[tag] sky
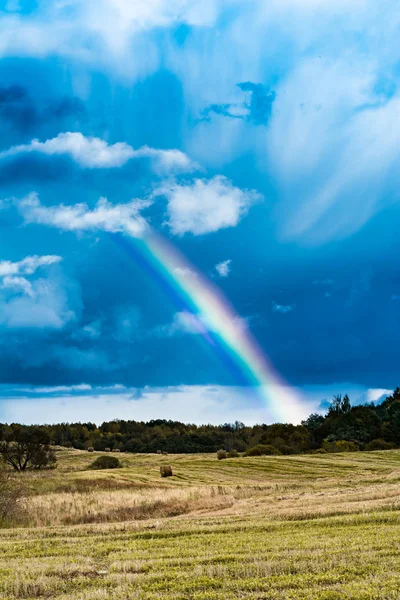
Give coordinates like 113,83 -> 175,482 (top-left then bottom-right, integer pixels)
0,0 -> 399,425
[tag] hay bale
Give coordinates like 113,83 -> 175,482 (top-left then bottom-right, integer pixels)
217,449 -> 227,460
160,465 -> 173,478
112,448 -> 121,452
104,447 -> 111,453
87,447 -> 94,453
162,451 -> 168,455
157,450 -> 162,454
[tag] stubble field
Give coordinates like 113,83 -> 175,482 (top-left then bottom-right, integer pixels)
1,449 -> 400,599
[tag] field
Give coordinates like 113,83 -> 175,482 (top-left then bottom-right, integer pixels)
1,449 -> 400,599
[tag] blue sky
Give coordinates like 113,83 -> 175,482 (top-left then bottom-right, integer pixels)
0,0 -> 399,424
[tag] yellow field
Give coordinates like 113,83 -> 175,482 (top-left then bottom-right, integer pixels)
1,449 -> 400,599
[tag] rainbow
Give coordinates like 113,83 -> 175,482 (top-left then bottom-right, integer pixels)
115,229 -> 305,423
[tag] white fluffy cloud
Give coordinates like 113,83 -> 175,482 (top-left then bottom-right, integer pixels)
17,179 -> 260,240
18,193 -> 151,238
156,175 -> 261,235
0,254 -> 62,277
215,259 -> 231,277
0,132 -> 195,173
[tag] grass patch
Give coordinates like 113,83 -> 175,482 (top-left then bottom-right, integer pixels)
1,449 -> 400,598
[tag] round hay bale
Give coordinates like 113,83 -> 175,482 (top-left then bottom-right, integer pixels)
160,465 -> 173,478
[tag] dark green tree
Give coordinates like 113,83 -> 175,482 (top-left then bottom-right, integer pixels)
0,426 -> 56,471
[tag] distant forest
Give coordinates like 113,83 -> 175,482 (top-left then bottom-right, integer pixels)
2,388 -> 400,455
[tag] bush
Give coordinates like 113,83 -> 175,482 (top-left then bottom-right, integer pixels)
279,444 -> 296,455
322,440 -> 359,453
160,465 -> 173,477
217,449 -> 227,460
245,444 -> 281,457
314,448 -> 327,454
228,449 -> 239,458
365,439 -> 395,451
0,469 -> 26,527
89,455 -> 121,470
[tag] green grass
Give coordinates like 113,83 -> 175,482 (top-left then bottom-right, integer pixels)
1,449 -> 400,599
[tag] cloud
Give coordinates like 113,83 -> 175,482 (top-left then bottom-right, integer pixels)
0,254 -> 76,330
18,192 -> 151,238
0,254 -> 62,277
0,0 -> 218,77
154,310 -> 248,339
0,132 -> 196,173
2,276 -> 33,297
113,307 -> 141,342
268,59 -> 400,243
172,267 -> 198,279
272,302 -> 295,314
237,82 -> 276,125
169,311 -> 210,336
0,383 -> 295,425
215,259 -> 232,277
134,145 -> 197,175
156,175 -> 262,235
200,82 -> 276,126
366,388 -> 392,403
0,277 -> 76,329
0,86 -> 86,132
72,320 -> 102,340
26,384 -> 93,394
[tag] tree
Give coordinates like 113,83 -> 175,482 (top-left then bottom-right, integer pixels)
0,426 -> 56,472
302,413 -> 325,431
328,394 -> 351,417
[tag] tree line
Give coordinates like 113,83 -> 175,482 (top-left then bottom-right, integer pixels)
1,388 -> 400,469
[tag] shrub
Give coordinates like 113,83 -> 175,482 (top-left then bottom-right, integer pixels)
89,455 -> 121,470
217,449 -> 227,460
0,469 -> 26,527
314,448 -> 327,454
245,444 -> 281,457
228,449 -> 239,458
160,465 -> 173,477
365,439 -> 395,451
279,444 -> 296,455
322,440 -> 359,453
